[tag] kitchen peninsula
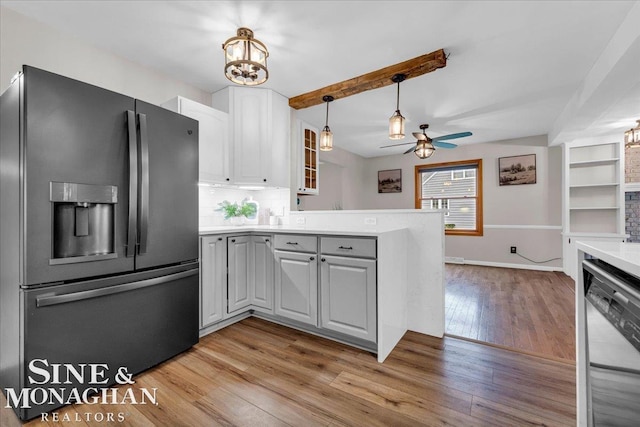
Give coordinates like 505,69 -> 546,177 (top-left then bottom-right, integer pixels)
199,209 -> 445,362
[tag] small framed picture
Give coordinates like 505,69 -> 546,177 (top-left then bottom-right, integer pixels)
499,154 -> 536,186
378,169 -> 402,193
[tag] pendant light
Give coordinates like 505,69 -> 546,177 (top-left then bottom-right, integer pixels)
624,119 -> 640,148
222,27 -> 269,86
319,95 -> 334,151
389,73 -> 407,140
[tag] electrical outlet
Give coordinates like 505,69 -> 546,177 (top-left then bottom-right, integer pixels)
510,246 -> 517,254
364,217 -> 377,226
296,217 -> 306,225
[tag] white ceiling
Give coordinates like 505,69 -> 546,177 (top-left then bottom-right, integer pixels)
2,1 -> 639,158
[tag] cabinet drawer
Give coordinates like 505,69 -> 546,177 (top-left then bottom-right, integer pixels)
320,237 -> 376,259
274,234 -> 317,253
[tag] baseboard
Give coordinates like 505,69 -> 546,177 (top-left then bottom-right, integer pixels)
445,258 -> 563,272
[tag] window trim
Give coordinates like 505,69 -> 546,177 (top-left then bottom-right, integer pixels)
414,159 -> 483,236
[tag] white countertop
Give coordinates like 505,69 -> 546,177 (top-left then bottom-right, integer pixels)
576,240 -> 640,277
199,224 -> 408,237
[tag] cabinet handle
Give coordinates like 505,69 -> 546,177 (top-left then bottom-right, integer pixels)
263,178 -> 267,182
286,242 -> 298,245
310,256 -> 315,261
218,237 -> 222,241
338,246 -> 353,250
321,258 -> 326,262
265,239 -> 270,242
231,239 -> 236,242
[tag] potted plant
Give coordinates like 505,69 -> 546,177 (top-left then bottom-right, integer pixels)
216,199 -> 258,225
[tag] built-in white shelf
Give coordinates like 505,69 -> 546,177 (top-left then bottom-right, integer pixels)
569,206 -> 619,210
569,158 -> 619,167
569,183 -> 619,188
563,141 -> 625,277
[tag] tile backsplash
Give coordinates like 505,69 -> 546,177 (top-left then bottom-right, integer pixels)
199,186 -> 290,227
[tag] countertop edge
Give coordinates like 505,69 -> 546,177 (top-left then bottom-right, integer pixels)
576,240 -> 640,278
199,225 -> 407,237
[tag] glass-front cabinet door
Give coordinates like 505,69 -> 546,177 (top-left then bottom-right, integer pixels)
298,121 -> 319,195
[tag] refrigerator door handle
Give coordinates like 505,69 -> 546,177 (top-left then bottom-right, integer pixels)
36,268 -> 198,307
137,113 -> 150,255
126,110 -> 138,257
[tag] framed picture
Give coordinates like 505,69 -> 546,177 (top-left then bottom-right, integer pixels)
499,154 -> 536,186
378,169 -> 402,193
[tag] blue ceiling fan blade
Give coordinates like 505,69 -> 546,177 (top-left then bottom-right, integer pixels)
432,131 -> 472,141
433,141 -> 458,149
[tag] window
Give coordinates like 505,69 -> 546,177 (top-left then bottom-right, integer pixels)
415,159 -> 483,236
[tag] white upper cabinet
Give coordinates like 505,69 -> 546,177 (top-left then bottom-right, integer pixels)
212,87 -> 290,188
161,96 -> 230,183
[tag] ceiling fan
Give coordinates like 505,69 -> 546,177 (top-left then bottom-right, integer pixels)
380,124 -> 472,158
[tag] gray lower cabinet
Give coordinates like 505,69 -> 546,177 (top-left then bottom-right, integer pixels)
320,255 -> 377,342
202,233 -> 376,349
200,235 -> 226,327
274,249 -> 318,326
228,235 -> 274,314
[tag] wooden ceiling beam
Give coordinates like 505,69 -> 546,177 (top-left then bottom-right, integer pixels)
288,48 -> 447,110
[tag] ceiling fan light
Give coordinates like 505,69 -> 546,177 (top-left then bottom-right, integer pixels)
320,126 -> 333,151
414,141 -> 435,159
389,111 -> 405,140
222,27 -> 269,86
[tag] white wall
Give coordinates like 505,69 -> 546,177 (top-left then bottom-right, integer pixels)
366,135 -> 563,269
0,6 -> 209,105
299,161 -> 344,211
364,135 -> 562,269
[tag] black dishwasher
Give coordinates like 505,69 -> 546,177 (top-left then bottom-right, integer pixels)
583,259 -> 640,426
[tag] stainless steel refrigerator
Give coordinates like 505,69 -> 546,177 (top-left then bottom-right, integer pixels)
0,66 -> 199,420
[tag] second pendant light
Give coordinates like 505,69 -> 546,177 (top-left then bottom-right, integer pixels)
320,95 -> 334,151
389,73 -> 407,140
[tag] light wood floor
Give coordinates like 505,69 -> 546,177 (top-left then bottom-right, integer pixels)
445,264 -> 576,361
2,316 -> 576,426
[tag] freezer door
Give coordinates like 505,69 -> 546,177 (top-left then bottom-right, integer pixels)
23,66 -> 136,285
133,100 -> 198,270
19,263 -> 198,420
